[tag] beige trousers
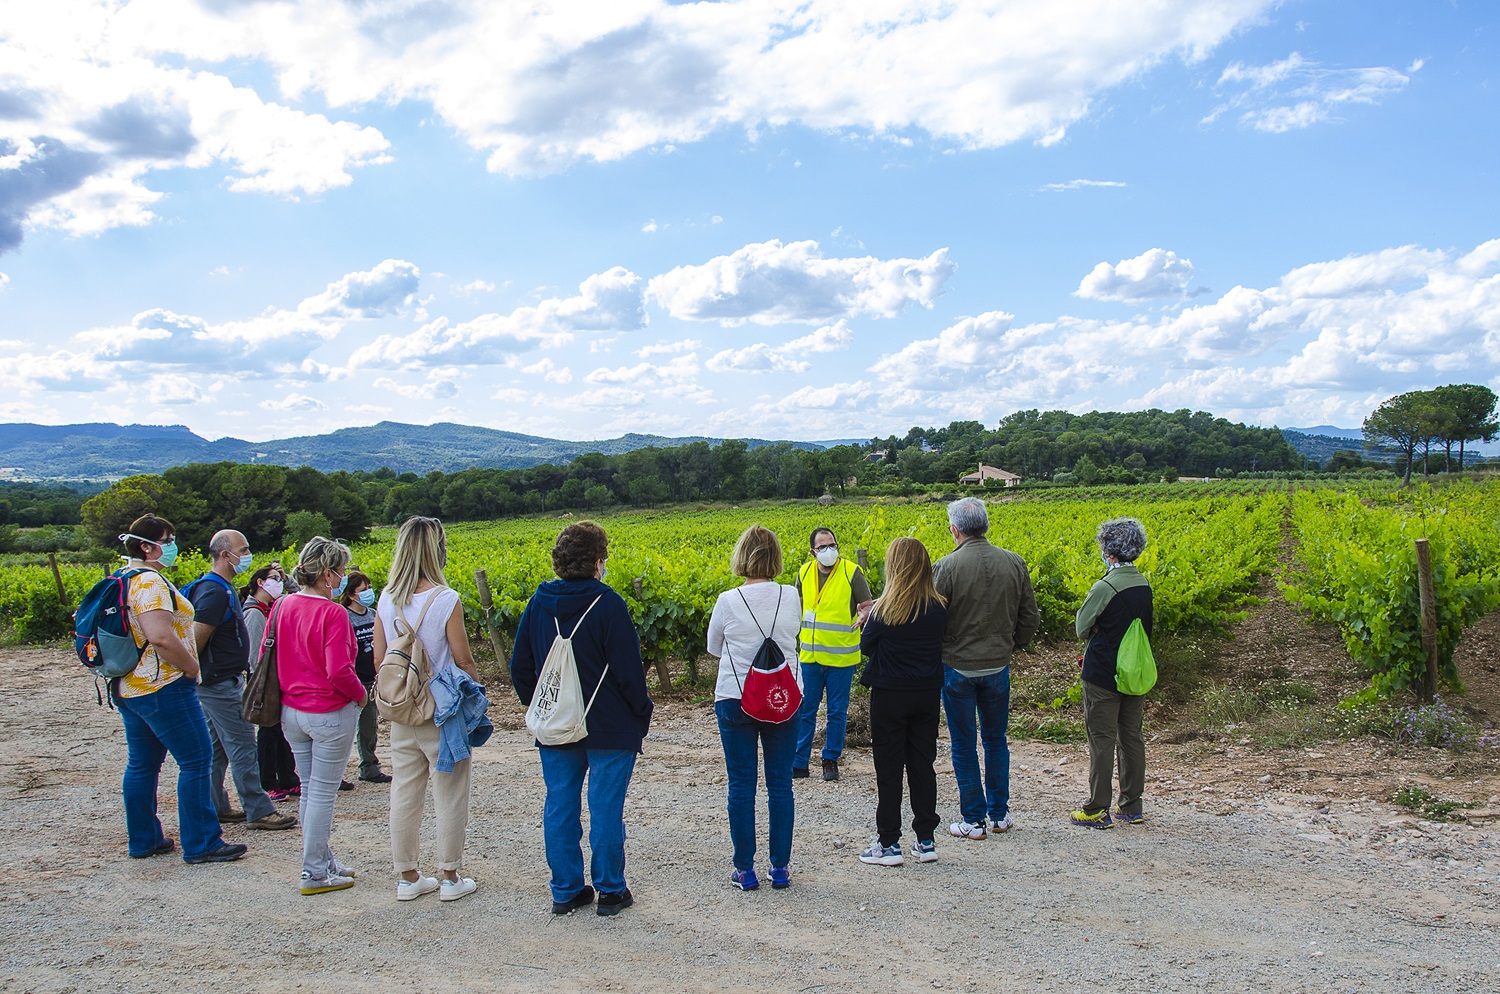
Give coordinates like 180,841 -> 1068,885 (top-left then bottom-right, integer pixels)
390,720 -> 471,873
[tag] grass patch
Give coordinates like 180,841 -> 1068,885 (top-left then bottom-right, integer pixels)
1392,784 -> 1475,821
1197,679 -> 1328,748
1009,714 -> 1086,743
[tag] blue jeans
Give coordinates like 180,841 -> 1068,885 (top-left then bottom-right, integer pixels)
539,747 -> 637,902
282,703 -> 358,880
114,677 -> 225,860
716,699 -> 797,872
198,675 -> 275,822
794,662 -> 856,768
941,666 -> 1011,824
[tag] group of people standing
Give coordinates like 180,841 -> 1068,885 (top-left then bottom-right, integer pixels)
103,496 -> 1153,914
106,513 -> 484,901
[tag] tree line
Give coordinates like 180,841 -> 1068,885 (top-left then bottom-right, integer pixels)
12,401 -> 1489,554
1363,384 -> 1499,485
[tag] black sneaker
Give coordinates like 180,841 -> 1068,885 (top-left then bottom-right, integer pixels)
339,780 -> 355,792
130,837 -> 176,859
359,772 -> 393,784
184,842 -> 248,864
822,759 -> 840,782
791,767 -> 809,779
552,885 -> 596,915
596,888 -> 634,916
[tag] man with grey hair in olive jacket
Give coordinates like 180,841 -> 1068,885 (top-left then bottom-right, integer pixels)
933,496 -> 1040,840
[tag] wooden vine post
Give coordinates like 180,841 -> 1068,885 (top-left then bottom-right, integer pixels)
48,552 -> 68,607
1413,538 -> 1439,703
472,568 -> 511,686
634,575 -> 672,691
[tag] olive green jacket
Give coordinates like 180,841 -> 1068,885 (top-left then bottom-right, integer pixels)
933,536 -> 1041,675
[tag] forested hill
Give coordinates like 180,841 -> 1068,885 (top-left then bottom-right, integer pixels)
0,421 -> 820,479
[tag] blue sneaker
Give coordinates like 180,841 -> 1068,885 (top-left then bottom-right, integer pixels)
1114,808 -> 1146,825
859,840 -> 904,866
730,868 -> 760,890
768,866 -> 791,889
910,839 -> 938,863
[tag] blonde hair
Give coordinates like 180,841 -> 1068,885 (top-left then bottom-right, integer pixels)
387,516 -> 448,606
871,537 -> 945,626
292,536 -> 351,589
730,525 -> 782,580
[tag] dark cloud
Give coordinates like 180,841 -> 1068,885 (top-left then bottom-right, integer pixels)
0,137 -> 105,254
82,98 -> 197,160
0,86 -> 42,121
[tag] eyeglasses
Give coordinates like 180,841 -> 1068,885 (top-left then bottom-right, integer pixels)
813,543 -> 838,552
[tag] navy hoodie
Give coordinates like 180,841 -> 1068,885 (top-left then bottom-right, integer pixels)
509,578 -> 653,752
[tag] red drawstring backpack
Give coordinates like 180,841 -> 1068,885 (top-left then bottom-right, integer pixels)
730,588 -> 803,724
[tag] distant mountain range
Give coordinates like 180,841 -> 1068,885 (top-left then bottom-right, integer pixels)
0,421 -> 843,479
1282,425 -> 1498,464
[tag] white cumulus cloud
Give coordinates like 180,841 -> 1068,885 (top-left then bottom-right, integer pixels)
707,319 -> 854,373
648,241 -> 953,325
352,267 -> 645,367
1076,249 -> 1195,302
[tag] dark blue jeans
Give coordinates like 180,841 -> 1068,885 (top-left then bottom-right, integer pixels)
539,746 -> 637,902
794,662 -> 856,768
716,698 -> 797,872
941,666 -> 1011,824
114,677 -> 226,860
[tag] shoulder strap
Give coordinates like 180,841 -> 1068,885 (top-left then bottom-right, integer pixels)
395,588 -> 441,634
565,595 -> 604,638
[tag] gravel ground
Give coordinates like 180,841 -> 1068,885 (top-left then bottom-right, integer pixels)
2,643 -> 1497,994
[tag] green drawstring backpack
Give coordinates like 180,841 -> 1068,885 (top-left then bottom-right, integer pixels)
1115,618 -> 1157,696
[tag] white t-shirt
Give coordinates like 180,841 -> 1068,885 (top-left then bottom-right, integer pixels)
377,586 -> 461,678
706,582 -> 802,702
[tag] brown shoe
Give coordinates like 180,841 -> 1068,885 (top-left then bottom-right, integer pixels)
822,759 -> 839,782
219,809 -> 246,824
247,812 -> 298,831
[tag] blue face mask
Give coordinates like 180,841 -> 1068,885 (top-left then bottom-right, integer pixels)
358,588 -> 376,607
1102,554 -> 1113,570
233,552 -> 253,575
156,541 -> 179,569
332,573 -> 349,598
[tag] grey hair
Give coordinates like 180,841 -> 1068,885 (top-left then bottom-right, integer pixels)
947,496 -> 989,537
1097,518 -> 1147,562
292,536 -> 352,588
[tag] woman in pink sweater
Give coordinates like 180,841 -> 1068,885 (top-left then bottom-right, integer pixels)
273,536 -> 366,895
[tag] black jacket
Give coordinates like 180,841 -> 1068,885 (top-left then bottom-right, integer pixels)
859,601 -> 947,691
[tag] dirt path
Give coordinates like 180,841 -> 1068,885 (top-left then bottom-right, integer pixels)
2,643 -> 1498,994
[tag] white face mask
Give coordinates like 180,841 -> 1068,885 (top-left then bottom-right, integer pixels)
262,577 -> 284,598
815,547 -> 839,568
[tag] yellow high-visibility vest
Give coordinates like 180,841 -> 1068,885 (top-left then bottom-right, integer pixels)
797,559 -> 861,667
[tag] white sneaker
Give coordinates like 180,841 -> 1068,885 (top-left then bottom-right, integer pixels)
440,876 -> 477,902
987,814 -> 1015,834
396,875 -> 440,901
859,840 -> 904,866
949,820 -> 987,840
910,839 -> 938,863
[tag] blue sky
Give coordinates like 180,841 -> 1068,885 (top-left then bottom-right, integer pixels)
1,0 -> 1496,444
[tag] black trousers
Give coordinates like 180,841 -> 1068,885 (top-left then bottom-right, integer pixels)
870,686 -> 941,846
256,722 -> 301,791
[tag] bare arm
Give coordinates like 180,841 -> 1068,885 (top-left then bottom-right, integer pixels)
139,609 -> 199,680
372,617 -> 387,666
192,622 -> 215,653
446,600 -> 479,680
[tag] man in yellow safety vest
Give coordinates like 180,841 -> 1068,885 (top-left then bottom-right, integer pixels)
793,527 -> 873,781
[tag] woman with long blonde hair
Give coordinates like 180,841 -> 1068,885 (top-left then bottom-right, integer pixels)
857,537 -> 948,867
371,516 -> 484,903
